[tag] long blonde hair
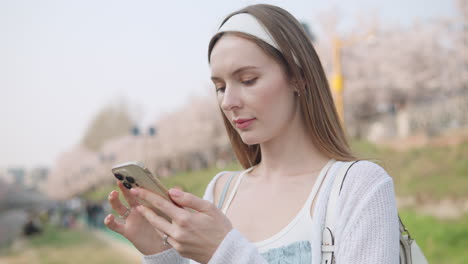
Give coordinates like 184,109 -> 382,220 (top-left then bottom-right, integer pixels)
208,4 -> 356,169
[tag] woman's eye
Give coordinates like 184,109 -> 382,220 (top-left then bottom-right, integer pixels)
216,87 -> 225,93
242,78 -> 257,85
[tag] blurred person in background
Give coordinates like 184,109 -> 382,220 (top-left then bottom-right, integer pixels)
105,4 -> 399,264
23,212 -> 42,237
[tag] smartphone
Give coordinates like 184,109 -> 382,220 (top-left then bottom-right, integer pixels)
111,161 -> 173,222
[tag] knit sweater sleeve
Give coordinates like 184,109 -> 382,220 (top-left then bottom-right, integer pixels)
142,171 -> 269,264
334,161 -> 400,264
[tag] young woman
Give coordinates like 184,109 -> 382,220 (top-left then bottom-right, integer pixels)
105,4 -> 399,264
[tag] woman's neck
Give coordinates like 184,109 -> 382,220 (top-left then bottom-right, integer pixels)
251,114 -> 329,181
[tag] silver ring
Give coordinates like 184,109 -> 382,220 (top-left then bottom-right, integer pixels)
119,207 -> 131,219
163,234 -> 169,246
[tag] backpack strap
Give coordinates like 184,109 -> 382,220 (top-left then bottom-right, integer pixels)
322,161 -> 359,264
217,172 -> 238,209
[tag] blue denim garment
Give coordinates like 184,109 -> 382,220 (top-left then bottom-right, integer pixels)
260,240 -> 311,264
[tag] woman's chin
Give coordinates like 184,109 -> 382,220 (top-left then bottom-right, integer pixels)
239,134 -> 263,145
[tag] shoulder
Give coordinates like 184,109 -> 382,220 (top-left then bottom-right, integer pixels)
212,170 -> 237,205
337,160 -> 395,203
333,160 -> 399,246
344,160 -> 392,188
202,170 -> 239,205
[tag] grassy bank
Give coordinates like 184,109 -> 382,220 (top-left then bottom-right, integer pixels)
0,225 -> 138,264
399,210 -> 468,263
351,140 -> 468,199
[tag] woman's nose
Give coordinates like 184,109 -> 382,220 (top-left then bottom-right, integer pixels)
221,86 -> 242,111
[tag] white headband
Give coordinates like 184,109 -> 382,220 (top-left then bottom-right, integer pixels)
216,13 -> 299,65
217,13 -> 281,51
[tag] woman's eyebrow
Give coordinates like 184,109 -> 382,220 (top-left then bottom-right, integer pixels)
211,66 -> 258,81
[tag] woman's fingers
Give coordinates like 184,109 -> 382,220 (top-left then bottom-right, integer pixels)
168,188 -> 214,213
104,214 -> 125,234
108,190 -> 131,216
131,187 -> 187,224
136,205 -> 173,236
117,181 -> 140,207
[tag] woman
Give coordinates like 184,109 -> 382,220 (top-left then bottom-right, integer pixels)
105,4 -> 399,264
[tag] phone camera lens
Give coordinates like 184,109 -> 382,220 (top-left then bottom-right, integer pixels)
126,176 -> 135,184
123,182 -> 132,189
114,173 -> 124,181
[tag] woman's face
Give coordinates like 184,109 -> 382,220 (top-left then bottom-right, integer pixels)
210,34 -> 299,145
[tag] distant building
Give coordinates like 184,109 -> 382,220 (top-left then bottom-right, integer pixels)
0,167 -> 49,192
7,168 -> 25,186
28,167 -> 49,191
0,168 -> 5,181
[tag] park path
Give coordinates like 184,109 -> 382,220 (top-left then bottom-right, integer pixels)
93,229 -> 142,263
0,226 -> 141,264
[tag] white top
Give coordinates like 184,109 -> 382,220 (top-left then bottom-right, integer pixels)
142,160 -> 400,264
221,159 -> 335,255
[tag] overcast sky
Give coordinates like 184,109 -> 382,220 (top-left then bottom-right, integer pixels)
0,0 -> 457,169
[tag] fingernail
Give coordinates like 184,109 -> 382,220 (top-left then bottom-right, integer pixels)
169,188 -> 182,197
130,188 -> 138,195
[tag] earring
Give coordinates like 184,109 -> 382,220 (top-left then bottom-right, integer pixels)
294,90 -> 301,97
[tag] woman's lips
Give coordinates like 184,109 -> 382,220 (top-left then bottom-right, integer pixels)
235,118 -> 256,129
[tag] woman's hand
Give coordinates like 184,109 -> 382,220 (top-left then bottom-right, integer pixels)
104,181 -> 171,255
130,187 -> 233,264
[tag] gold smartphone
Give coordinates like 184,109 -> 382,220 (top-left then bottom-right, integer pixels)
111,161 -> 173,222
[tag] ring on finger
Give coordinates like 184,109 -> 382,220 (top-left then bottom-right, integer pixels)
119,207 -> 131,219
163,234 -> 170,246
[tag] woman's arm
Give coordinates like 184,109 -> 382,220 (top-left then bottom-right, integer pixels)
142,229 -> 270,264
335,162 -> 400,264
142,248 -> 188,264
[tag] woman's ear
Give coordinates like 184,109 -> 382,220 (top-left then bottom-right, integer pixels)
295,70 -> 308,94
291,77 -> 305,93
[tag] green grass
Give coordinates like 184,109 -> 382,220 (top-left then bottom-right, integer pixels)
351,140 -> 468,199
27,225 -> 90,248
81,184 -> 116,202
399,210 -> 468,264
1,225 -> 138,264
159,162 -> 241,198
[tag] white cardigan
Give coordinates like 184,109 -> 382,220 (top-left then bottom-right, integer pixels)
142,160 -> 400,264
